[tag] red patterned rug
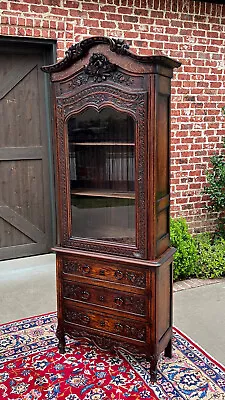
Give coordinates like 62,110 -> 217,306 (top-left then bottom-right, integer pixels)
0,313 -> 224,399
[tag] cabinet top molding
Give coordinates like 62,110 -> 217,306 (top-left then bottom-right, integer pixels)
41,36 -> 181,74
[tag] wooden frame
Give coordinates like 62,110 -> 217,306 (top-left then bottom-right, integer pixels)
0,37 -> 56,260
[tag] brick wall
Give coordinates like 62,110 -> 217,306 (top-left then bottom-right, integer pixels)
1,0 -> 225,234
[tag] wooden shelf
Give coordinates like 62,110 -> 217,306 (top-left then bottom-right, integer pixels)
69,142 -> 135,146
71,189 -> 135,199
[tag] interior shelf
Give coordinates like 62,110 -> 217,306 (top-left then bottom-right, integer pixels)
71,189 -> 135,199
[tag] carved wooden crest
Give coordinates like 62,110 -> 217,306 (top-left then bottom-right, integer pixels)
84,53 -> 117,82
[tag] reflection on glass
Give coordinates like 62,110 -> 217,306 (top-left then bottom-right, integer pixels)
68,107 -> 135,244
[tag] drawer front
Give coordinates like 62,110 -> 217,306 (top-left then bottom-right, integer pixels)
64,306 -> 147,342
62,257 -> 146,288
63,280 -> 146,316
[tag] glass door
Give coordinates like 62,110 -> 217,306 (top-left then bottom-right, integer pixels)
67,107 -> 136,245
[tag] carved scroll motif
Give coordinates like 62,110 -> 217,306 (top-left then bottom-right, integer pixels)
41,37 -> 130,73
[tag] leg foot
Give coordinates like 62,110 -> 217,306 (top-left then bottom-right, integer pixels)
150,367 -> 157,383
56,325 -> 66,354
147,355 -> 158,383
164,339 -> 172,358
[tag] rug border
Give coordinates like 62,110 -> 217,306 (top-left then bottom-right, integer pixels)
173,326 -> 225,372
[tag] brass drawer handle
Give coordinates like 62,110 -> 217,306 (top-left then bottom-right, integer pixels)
81,290 -> 90,300
100,321 -> 105,327
81,315 -> 90,325
99,269 -> 105,276
81,265 -> 90,275
115,323 -> 123,333
99,296 -> 105,302
114,297 -> 124,307
114,270 -> 123,280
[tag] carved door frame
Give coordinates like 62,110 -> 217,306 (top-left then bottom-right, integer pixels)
54,74 -> 148,259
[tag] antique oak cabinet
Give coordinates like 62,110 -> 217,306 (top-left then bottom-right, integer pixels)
42,37 -> 181,381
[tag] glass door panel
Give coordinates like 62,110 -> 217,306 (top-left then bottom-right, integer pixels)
67,107 -> 136,245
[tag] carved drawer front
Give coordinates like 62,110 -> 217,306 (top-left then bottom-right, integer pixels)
62,258 -> 146,288
64,306 -> 147,342
63,280 -> 146,316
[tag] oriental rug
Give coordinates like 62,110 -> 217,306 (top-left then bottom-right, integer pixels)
0,313 -> 224,399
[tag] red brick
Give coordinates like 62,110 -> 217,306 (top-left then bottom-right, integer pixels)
73,27 -> 87,34
10,3 -> 29,12
50,7 -> 68,16
123,31 -> 139,39
50,20 -> 57,29
64,1 -> 79,8
100,5 -> 116,12
101,20 -> 116,28
134,8 -> 148,16
82,3 -> 99,11
106,13 -> 122,21
89,28 -> 104,36
118,7 -> 133,14
166,27 -> 179,34
9,26 -> 17,34
18,18 -> 25,26
30,5 -> 49,13
49,30 -> 57,38
83,19 -> 99,27
10,17 -> 17,25
123,15 -> 138,23
1,16 -> 9,24
88,12 -> 105,19
25,28 -> 33,35
0,26 -> 9,35
70,10 -> 88,17
43,0 -> 61,5
0,2 -> 8,10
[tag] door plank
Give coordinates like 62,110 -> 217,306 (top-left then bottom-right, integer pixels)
0,59 -> 37,100
0,243 -> 49,260
0,146 -> 43,161
0,202 -> 46,243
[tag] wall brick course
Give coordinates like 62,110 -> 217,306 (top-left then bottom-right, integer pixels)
1,0 -> 225,234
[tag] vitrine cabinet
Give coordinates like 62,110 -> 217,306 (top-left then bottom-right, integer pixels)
42,37 -> 181,381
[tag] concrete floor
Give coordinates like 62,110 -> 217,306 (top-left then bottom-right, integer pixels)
0,254 -> 224,366
0,254 -> 56,323
174,282 -> 225,366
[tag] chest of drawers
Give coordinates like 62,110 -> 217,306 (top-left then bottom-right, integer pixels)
54,247 -> 174,381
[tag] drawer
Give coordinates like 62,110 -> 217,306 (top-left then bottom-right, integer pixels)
62,257 -> 147,288
63,280 -> 146,316
64,305 -> 147,342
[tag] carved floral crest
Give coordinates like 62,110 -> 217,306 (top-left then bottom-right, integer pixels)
84,53 -> 117,82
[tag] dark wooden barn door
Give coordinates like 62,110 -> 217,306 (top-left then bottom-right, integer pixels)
0,43 -> 54,260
